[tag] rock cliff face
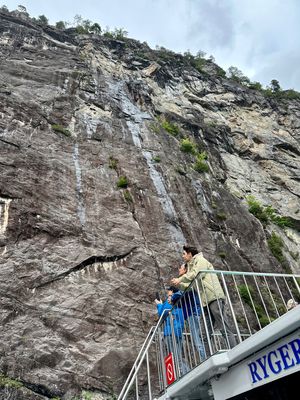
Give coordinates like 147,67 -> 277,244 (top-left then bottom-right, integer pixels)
0,10 -> 299,400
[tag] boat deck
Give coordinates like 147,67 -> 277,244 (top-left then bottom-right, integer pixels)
160,306 -> 300,399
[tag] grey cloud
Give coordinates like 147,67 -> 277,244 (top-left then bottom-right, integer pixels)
254,52 -> 300,90
5,0 -> 300,90
186,0 -> 235,49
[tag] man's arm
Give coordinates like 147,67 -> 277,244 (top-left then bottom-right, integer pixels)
171,272 -> 196,289
179,262 -> 200,284
171,263 -> 199,290
178,256 -> 210,290
177,280 -> 190,291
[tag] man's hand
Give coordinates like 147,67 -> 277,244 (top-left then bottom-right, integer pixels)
155,299 -> 162,305
171,278 -> 180,286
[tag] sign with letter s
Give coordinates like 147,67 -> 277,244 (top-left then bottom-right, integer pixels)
164,353 -> 176,385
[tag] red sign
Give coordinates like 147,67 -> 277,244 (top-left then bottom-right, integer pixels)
164,352 -> 176,385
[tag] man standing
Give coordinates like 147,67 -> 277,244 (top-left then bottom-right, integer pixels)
176,263 -> 205,361
171,245 -> 237,351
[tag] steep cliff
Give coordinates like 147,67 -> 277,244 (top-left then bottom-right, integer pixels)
0,10 -> 299,400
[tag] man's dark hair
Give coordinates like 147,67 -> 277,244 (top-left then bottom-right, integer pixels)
183,245 -> 198,256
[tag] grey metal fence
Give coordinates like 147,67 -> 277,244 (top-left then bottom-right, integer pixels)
118,270 -> 300,400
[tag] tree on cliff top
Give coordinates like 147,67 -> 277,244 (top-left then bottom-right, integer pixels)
270,79 -> 281,93
73,14 -> 102,34
17,5 -> 26,12
37,15 -> 48,25
227,66 -> 250,85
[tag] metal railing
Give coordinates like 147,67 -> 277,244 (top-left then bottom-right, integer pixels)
118,270 -> 300,400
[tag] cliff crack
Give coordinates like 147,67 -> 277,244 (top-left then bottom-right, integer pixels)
130,206 -> 164,290
34,248 -> 136,289
0,161 -> 16,168
0,138 -> 20,149
21,380 -> 59,399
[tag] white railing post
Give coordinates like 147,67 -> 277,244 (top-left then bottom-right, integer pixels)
135,365 -> 139,400
146,352 -> 152,400
221,273 -> 242,344
118,327 -> 155,400
195,278 -> 213,356
118,310 -> 170,400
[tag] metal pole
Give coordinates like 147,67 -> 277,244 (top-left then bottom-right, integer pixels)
283,276 -> 296,302
185,288 -> 198,366
118,327 -> 155,400
180,295 -> 192,368
191,284 -> 206,361
146,351 -> 152,400
253,275 -> 271,323
211,273 -> 229,349
263,275 -> 280,319
155,331 -> 163,392
158,325 -> 167,391
195,278 -> 213,355
169,311 -> 180,379
293,276 -> 300,295
243,275 -> 261,330
118,311 -> 169,400
221,273 -> 242,343
273,276 -> 287,313
232,274 -> 252,336
135,365 -> 139,400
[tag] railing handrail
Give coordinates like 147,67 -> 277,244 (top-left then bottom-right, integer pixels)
180,269 -> 300,297
117,309 -> 170,400
118,269 -> 300,399
117,325 -> 155,400
195,269 -> 300,278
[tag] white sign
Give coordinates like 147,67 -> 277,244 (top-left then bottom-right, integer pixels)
212,330 -> 300,400
248,336 -> 300,384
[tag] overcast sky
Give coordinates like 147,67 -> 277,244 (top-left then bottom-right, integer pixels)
3,0 -> 300,90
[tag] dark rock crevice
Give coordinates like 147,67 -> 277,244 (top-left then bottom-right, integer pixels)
34,248 -> 136,289
0,161 -> 17,168
0,138 -> 20,148
273,141 -> 300,156
127,197 -> 165,291
20,381 -> 61,399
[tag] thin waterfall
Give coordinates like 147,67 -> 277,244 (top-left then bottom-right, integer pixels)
0,197 -> 12,236
72,143 -> 86,226
108,80 -> 185,248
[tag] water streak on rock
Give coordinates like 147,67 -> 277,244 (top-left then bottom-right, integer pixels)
72,143 -> 86,226
192,181 -> 212,214
0,197 -> 12,235
108,80 -> 185,247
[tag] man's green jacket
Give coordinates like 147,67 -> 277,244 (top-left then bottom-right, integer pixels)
178,253 -> 225,306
